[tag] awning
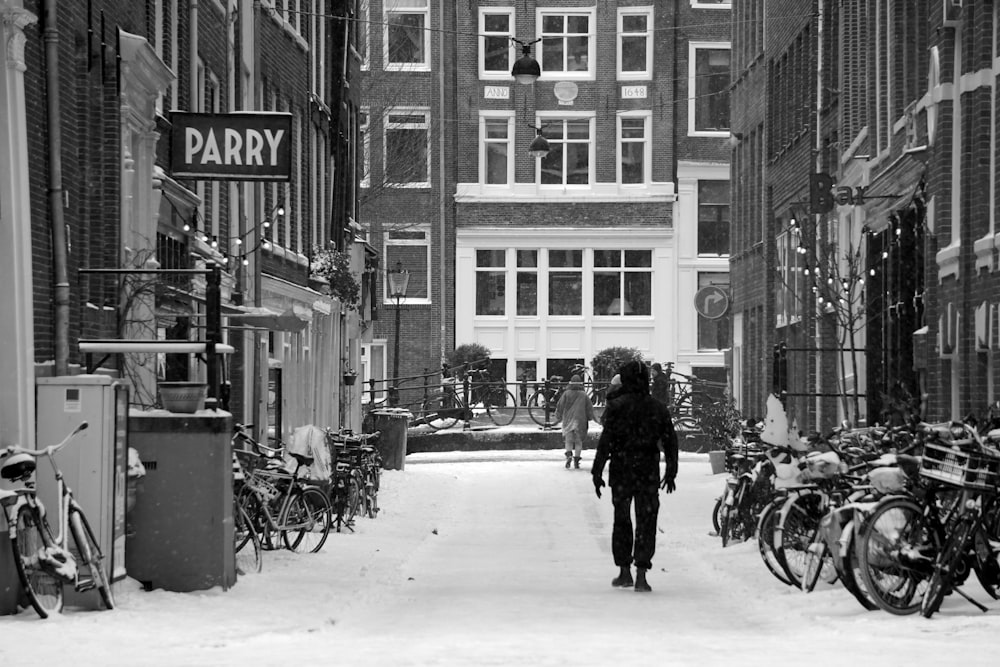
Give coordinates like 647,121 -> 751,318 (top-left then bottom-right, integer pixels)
227,306 -> 310,332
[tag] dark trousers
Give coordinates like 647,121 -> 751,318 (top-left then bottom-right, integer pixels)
610,476 -> 660,570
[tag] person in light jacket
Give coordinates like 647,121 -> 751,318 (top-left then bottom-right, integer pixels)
555,374 -> 597,469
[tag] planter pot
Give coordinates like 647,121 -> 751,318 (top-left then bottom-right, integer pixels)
343,373 -> 358,386
158,381 -> 207,413
708,450 -> 727,475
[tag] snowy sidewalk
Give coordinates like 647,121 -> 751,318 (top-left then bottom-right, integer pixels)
2,451 -> 998,666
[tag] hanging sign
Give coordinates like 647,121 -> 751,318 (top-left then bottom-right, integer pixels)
170,112 -> 293,181
694,285 -> 730,320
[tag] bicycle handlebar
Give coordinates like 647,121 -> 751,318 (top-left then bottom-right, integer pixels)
1,421 -> 88,460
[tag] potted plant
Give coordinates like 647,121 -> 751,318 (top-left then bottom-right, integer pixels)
311,246 -> 361,311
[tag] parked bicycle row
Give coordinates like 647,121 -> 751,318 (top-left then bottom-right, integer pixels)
407,361 -> 721,432
714,418 -> 1000,618
231,423 -> 384,576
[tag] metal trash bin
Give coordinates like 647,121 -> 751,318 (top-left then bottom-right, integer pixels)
368,409 -> 412,471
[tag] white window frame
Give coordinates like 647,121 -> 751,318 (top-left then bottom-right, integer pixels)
359,107 -> 370,188
536,7 -> 596,81
536,112 -> 596,188
475,249 -> 508,317
383,224 -> 432,306
688,41 -> 732,137
384,0 -> 431,72
617,6 -> 653,81
480,112 -> 515,187
358,0 -> 370,70
593,249 -> 653,318
616,111 -> 651,186
479,7 -> 515,80
691,0 -> 731,8
383,107 -> 431,188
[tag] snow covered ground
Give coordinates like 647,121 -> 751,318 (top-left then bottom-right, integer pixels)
2,450 -> 999,666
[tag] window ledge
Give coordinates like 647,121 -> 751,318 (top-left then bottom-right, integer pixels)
936,241 -> 961,281
974,233 -> 996,273
455,181 -> 676,203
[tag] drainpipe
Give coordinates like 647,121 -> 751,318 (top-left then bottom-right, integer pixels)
438,0 -> 447,366
814,3 -> 824,428
44,0 -> 69,375
190,0 -> 199,107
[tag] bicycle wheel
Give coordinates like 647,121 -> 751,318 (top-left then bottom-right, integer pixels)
801,538 -> 829,593
486,388 -> 517,427
234,502 -> 262,575
857,496 -> 938,615
238,485 -> 279,551
838,520 -> 879,611
12,505 -> 64,618
68,507 -> 114,609
711,496 -> 724,535
279,487 -> 332,553
527,391 -> 560,427
420,393 -> 460,431
776,492 -> 836,588
673,414 -> 700,431
720,479 -> 746,547
364,469 -> 380,519
757,500 -> 794,586
972,524 -> 1000,599
921,518 -> 974,618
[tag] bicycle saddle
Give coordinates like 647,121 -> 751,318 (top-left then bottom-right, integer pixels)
1,453 -> 35,480
289,452 -> 314,468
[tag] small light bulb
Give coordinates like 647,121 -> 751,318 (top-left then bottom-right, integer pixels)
235,238 -> 243,245
870,269 -> 876,276
183,223 -> 191,232
242,258 -> 249,266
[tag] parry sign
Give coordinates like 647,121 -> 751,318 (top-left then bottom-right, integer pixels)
170,112 -> 292,181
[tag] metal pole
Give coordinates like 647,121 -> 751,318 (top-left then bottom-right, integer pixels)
393,294 -> 402,380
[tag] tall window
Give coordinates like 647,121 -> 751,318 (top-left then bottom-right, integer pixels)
480,8 -> 514,78
698,180 -> 730,255
384,108 -> 429,187
539,10 -> 594,77
384,226 -> 430,302
482,114 -> 513,185
697,273 -> 730,350
593,250 -> 652,316
516,250 -> 537,316
690,43 -> 731,134
356,0 -> 370,70
548,250 -> 582,316
359,109 -> 370,188
538,117 -> 592,186
775,226 -> 803,327
476,250 -> 506,316
384,0 -> 429,70
618,113 -> 650,184
618,8 -> 652,79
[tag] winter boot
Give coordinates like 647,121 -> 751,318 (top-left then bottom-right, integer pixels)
634,568 -> 652,592
573,456 -> 581,469
611,566 -> 634,588
565,451 -> 573,469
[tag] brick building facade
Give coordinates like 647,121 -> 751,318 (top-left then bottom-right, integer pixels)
1,0 -> 369,447
730,0 -> 1000,430
360,1 -> 732,404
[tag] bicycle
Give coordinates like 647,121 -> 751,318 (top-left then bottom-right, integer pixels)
918,431 -> 1000,618
233,423 -> 333,553
0,422 -> 114,618
356,432 -> 383,519
419,367 -> 518,430
326,430 -> 365,532
525,364 -> 596,428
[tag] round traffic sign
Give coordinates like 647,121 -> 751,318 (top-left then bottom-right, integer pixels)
694,285 -> 729,320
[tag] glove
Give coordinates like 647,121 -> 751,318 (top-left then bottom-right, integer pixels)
660,476 -> 676,494
592,474 -> 605,498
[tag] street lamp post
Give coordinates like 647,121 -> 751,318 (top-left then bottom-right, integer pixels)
387,261 -> 410,405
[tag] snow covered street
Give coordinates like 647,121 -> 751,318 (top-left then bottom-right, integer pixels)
3,451 -> 999,666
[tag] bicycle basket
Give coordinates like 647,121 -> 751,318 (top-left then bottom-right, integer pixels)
246,470 -> 283,501
919,442 -> 1000,490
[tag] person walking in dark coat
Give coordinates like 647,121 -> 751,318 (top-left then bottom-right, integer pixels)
650,362 -> 671,406
591,360 -> 679,592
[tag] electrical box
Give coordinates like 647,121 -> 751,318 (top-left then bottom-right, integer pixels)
35,375 -> 129,609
